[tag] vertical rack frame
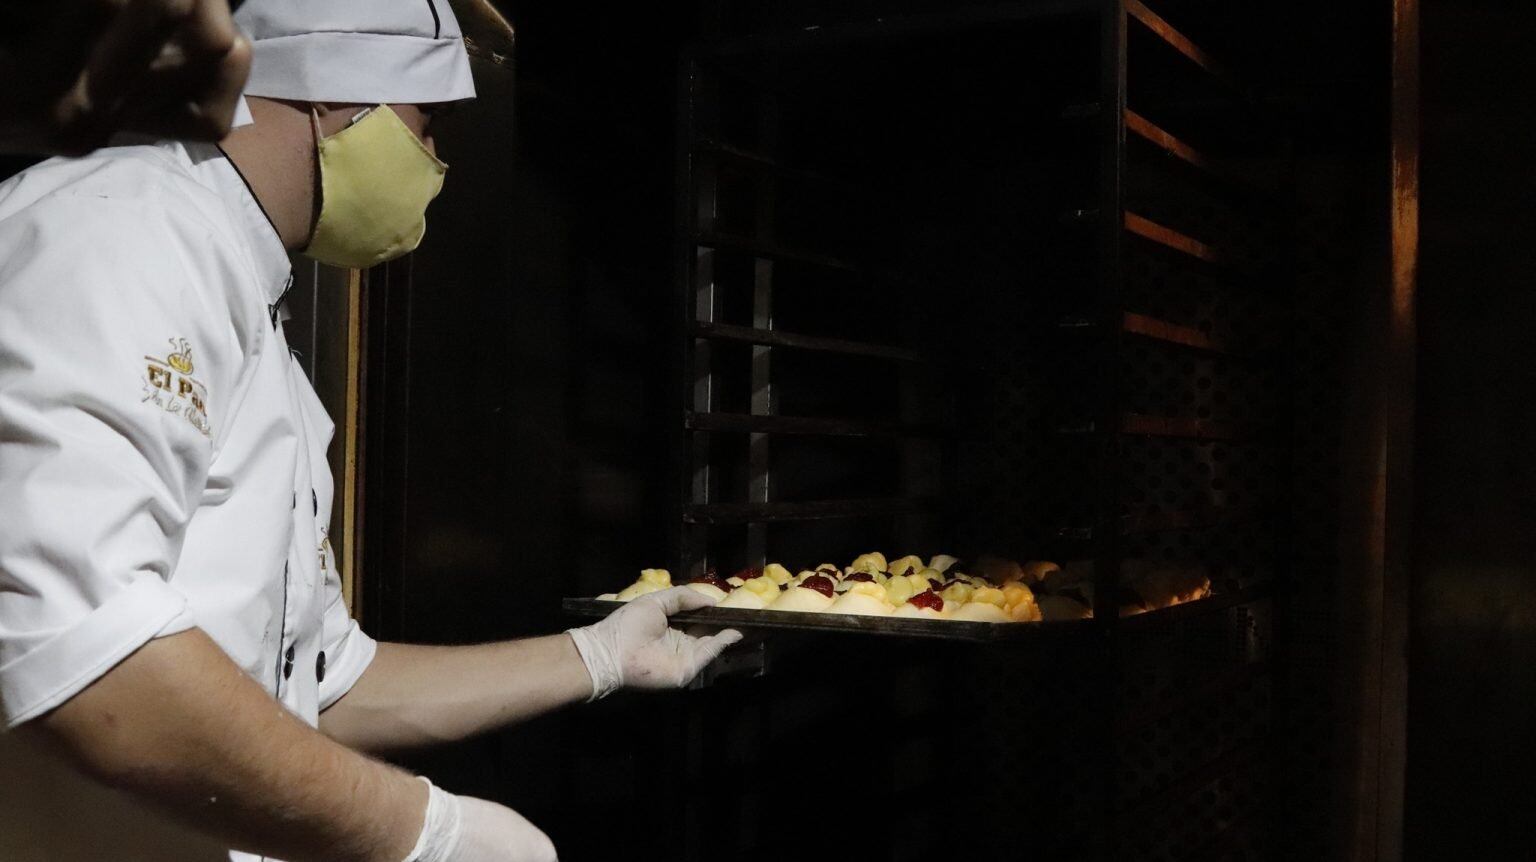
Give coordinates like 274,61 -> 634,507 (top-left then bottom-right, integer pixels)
1093,0 -> 1128,630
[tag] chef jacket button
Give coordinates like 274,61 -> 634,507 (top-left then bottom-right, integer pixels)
282,658 -> 294,680
316,651 -> 327,683
285,644 -> 295,662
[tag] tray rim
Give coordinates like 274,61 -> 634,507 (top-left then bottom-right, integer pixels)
560,596 -> 1088,643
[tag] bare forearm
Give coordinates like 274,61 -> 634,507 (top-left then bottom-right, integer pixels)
319,635 -> 591,753
30,628 -> 426,862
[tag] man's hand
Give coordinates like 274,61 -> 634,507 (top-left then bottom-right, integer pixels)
407,780 -> 558,862
566,587 -> 743,700
0,0 -> 251,155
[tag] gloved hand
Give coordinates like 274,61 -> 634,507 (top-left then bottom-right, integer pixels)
566,586 -> 743,700
403,777 -> 557,862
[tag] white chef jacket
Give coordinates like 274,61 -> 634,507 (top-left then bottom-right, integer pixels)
0,140 -> 377,861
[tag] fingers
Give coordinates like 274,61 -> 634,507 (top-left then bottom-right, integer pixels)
644,585 -> 717,616
90,0 -> 250,142
87,0 -> 199,115
672,629 -> 743,687
691,629 -> 743,663
455,794 -> 559,862
118,36 -> 249,141
162,0 -> 249,137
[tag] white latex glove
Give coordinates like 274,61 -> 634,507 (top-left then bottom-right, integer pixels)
403,777 -> 557,862
566,586 -> 744,700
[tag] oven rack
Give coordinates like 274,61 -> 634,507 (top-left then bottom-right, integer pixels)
675,0 -> 1289,610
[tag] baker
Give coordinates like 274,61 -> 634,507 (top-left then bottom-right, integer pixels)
0,2 -> 740,860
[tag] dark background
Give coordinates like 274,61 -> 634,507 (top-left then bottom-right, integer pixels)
1406,1 -> 1536,858
2,1 -> 1532,858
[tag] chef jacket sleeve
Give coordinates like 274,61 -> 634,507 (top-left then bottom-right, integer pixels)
0,196 -> 240,728
316,561 -> 376,711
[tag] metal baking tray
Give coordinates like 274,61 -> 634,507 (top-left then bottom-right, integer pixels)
561,597 -> 1083,643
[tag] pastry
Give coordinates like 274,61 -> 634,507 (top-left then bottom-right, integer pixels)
726,567 -> 761,588
1135,567 -> 1212,609
762,563 -> 794,587
928,554 -> 960,574
950,585 -> 1035,623
1038,594 -> 1092,621
826,581 -> 894,616
940,580 -> 976,606
766,574 -> 837,613
914,568 -> 946,591
975,556 -> 1023,585
616,568 -> 671,601
887,555 -> 925,576
892,589 -> 949,619
837,569 -> 879,592
718,574 -> 780,609
846,552 -> 888,577
1021,561 -> 1062,585
685,571 -> 732,602
951,601 -> 1012,623
884,574 -> 916,606
1001,583 -> 1042,622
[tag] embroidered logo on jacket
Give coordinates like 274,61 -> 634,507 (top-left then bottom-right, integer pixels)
142,337 -> 211,437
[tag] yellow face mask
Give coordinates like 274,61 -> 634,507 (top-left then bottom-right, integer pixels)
303,104 -> 448,269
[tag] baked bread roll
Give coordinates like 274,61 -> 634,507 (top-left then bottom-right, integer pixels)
616,568 -> 672,601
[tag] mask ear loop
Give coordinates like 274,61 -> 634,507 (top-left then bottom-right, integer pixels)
305,105 -> 328,253
309,105 -> 326,144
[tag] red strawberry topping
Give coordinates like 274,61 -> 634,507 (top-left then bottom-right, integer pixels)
799,575 -> 836,597
689,572 -> 731,592
908,590 -> 944,612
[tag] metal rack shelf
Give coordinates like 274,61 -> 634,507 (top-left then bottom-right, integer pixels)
1118,581 -> 1273,629
1120,413 -> 1262,441
1056,414 -> 1264,441
682,497 -> 937,525
1120,312 -> 1239,356
1054,505 -> 1266,540
670,0 -> 1296,855
1125,211 -> 1221,265
1066,105 -> 1280,207
1063,208 -> 1224,267
694,139 -> 852,190
1126,0 -> 1242,92
1124,109 -> 1277,205
694,231 -> 861,273
685,411 -> 945,438
692,321 -> 927,363
1123,504 -> 1265,533
689,0 -> 1096,57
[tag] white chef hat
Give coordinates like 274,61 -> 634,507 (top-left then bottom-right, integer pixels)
233,0 -> 476,105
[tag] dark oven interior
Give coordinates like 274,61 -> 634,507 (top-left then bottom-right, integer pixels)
364,1 -> 1390,860
573,2 -> 1373,861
